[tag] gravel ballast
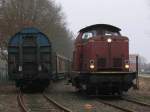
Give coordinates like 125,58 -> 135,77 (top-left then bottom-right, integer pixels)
46,80 -> 123,112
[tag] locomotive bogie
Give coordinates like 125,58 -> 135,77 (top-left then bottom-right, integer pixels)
71,72 -> 136,95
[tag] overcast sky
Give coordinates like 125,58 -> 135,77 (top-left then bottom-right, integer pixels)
55,0 -> 150,62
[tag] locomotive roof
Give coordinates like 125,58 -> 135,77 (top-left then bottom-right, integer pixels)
79,24 -> 121,32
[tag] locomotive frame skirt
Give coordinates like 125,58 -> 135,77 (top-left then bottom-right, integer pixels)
71,71 -> 137,94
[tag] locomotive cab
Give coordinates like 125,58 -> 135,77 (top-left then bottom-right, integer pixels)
74,24 -> 130,72
72,24 -> 136,95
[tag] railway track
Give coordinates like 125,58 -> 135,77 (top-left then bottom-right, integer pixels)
17,90 -> 28,112
139,74 -> 150,78
17,91 -> 72,112
121,97 -> 150,107
98,97 -> 150,112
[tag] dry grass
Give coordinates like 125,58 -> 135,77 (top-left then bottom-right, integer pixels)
129,77 -> 150,95
0,84 -> 16,94
0,84 -> 20,112
128,76 -> 150,103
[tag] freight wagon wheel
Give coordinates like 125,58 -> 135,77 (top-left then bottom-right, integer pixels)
85,85 -> 95,95
117,91 -> 123,96
15,81 -> 20,87
46,80 -> 54,92
20,86 -> 26,92
75,84 -> 84,93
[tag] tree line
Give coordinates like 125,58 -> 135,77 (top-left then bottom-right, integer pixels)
0,0 -> 73,60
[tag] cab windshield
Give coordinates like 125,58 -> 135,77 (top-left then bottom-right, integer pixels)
103,30 -> 120,36
82,29 -> 120,39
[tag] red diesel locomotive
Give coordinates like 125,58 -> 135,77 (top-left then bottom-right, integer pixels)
71,24 -> 136,95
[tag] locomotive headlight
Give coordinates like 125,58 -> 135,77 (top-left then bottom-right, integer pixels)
89,60 -> 95,69
107,38 -> 112,43
125,64 -> 130,69
90,64 -> 95,69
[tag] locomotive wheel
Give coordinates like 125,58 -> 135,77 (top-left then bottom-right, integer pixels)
85,85 -> 95,95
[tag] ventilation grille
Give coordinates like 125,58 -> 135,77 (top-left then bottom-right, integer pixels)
97,58 -> 106,68
113,58 -> 122,67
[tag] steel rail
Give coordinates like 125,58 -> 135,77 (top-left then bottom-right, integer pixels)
121,97 -> 150,107
98,99 -> 136,112
17,91 -> 29,112
43,93 -> 73,112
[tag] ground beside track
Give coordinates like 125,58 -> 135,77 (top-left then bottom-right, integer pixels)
0,76 -> 149,112
127,76 -> 150,104
0,84 -> 20,112
139,74 -> 150,78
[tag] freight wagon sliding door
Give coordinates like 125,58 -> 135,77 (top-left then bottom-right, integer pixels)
22,36 -> 38,77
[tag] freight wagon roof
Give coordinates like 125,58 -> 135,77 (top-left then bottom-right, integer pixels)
8,27 -> 51,46
14,27 -> 47,34
19,27 -> 41,34
79,24 -> 121,32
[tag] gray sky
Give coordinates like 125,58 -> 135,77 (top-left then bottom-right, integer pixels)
55,0 -> 150,62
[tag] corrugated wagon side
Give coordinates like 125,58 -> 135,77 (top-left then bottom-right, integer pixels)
52,53 -> 71,80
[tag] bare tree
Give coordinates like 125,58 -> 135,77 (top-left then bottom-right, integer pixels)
138,55 -> 148,72
0,0 -> 73,59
